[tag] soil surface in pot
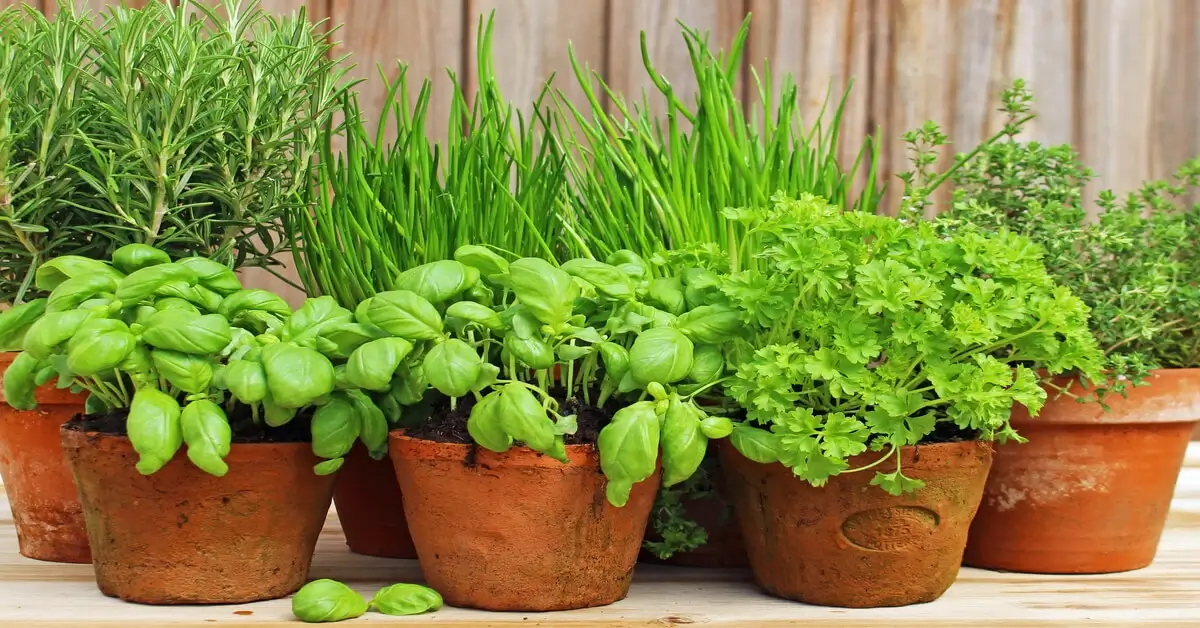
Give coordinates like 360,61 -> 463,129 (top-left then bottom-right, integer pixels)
406,391 -> 612,446
66,404 -> 312,443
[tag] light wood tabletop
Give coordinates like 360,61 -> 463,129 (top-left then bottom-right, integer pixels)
1,445 -> 1197,627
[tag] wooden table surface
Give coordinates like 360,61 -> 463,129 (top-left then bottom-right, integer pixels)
1,445 -> 1197,627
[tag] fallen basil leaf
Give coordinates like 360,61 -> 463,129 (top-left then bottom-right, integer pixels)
291,579 -> 367,623
369,583 -> 443,616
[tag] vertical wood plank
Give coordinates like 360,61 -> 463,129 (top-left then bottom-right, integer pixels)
1080,0 -> 1181,210
1007,0 -> 1078,145
465,0 -> 607,117
607,0 -> 747,117
329,0 -> 464,142
746,0 -> 873,204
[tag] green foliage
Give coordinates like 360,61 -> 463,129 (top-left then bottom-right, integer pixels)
934,80 -> 1200,376
369,584 -> 443,616
556,14 -> 883,267
290,14 -> 572,309
693,194 -> 1104,493
290,580 -> 442,623
0,246 -> 397,476
0,0 -> 346,305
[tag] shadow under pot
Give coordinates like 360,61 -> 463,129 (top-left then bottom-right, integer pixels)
719,439 -> 993,608
389,430 -> 661,612
332,443 -> 416,559
0,352 -> 90,564
964,368 -> 1200,574
61,416 -> 335,604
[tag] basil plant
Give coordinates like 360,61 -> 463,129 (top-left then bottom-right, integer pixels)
0,245 -> 391,477
333,245 -> 739,507
676,194 -> 1106,495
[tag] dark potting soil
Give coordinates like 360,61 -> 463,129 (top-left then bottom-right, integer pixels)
919,421 -> 979,444
405,391 -> 614,447
64,403 -> 313,443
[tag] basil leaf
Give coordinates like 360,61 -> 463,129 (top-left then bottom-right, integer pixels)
467,391 -> 511,452
218,289 -> 292,318
503,334 -> 555,370
2,352 -> 40,410
291,579 -> 367,623
142,311 -> 233,355
648,277 -> 687,315
729,424 -> 780,464
180,400 -> 231,476
498,383 -> 558,457
0,298 -> 47,351
111,244 -> 170,274
598,341 -> 630,381
345,337 -> 413,391
315,322 -> 389,360
35,256 -> 123,292
604,250 -> 650,281
345,390 -> 388,459
453,244 -> 510,278
127,388 -> 183,475
424,339 -> 481,398
362,291 -> 443,340
151,350 -> 214,394
629,327 -> 694,385
700,415 -> 734,439
396,260 -> 477,305
46,274 -> 118,313
174,257 -> 242,295
66,326 -> 136,377
445,301 -> 502,331
661,398 -> 708,487
675,304 -> 742,344
311,395 -> 359,459
598,400 -> 661,506
686,344 -> 725,385
283,296 -> 354,345
115,263 -> 198,304
369,583 -> 443,616
509,258 -> 576,329
561,259 -> 635,301
262,343 -> 336,408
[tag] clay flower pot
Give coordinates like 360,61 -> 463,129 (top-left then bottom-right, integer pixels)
639,460 -> 749,568
964,368 -> 1200,574
720,440 -> 993,608
332,443 -> 416,558
62,423 -> 335,604
389,431 -> 661,611
0,352 -> 90,563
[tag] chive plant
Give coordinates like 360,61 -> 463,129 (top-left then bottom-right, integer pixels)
290,16 -> 573,309
555,15 -> 884,269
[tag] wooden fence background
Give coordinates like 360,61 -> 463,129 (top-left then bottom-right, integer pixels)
5,0 -> 1199,302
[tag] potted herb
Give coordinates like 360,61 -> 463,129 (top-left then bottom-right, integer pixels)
318,248 -> 735,611
1,246 -> 396,604
288,16 -> 572,559
702,194 -> 1103,607
0,0 -> 342,565
932,83 -> 1200,574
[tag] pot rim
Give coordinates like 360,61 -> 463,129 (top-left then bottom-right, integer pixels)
389,428 -> 602,467
1016,367 -> 1200,426
720,438 -> 992,472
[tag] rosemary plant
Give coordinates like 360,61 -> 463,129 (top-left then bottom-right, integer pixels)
290,16 -> 572,309
555,15 -> 883,268
0,0 -> 345,305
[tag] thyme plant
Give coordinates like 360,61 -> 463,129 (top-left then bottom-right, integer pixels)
0,0 -> 345,305
932,81 -> 1200,387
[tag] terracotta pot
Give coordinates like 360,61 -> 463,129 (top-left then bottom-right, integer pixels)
389,431 -> 661,611
0,352 -> 90,563
639,460 -> 749,568
965,368 -> 1200,574
332,443 -> 416,558
720,439 -> 993,608
62,424 -> 335,604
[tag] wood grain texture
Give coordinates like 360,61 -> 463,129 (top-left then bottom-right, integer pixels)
0,445 -> 1195,626
607,0 -> 748,117
1080,0 -> 1187,209
328,0 -> 464,143
1007,0 -> 1078,145
466,0 -> 606,116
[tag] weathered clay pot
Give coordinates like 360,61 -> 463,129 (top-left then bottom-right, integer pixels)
639,460 -> 749,568
965,368 -> 1200,574
389,431 -> 661,611
62,424 -> 335,604
332,443 -> 416,558
720,439 -> 993,608
0,352 -> 90,563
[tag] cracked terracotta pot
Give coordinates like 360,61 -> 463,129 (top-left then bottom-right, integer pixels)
0,352 -> 90,563
964,368 -> 1200,574
720,439 -> 992,608
389,430 -> 660,611
62,422 -> 335,604
332,443 -> 416,558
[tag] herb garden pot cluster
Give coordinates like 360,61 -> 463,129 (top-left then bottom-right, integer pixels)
965,369 -> 1200,574
0,353 -> 90,564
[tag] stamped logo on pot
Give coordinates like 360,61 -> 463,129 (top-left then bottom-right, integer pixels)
841,506 -> 940,551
